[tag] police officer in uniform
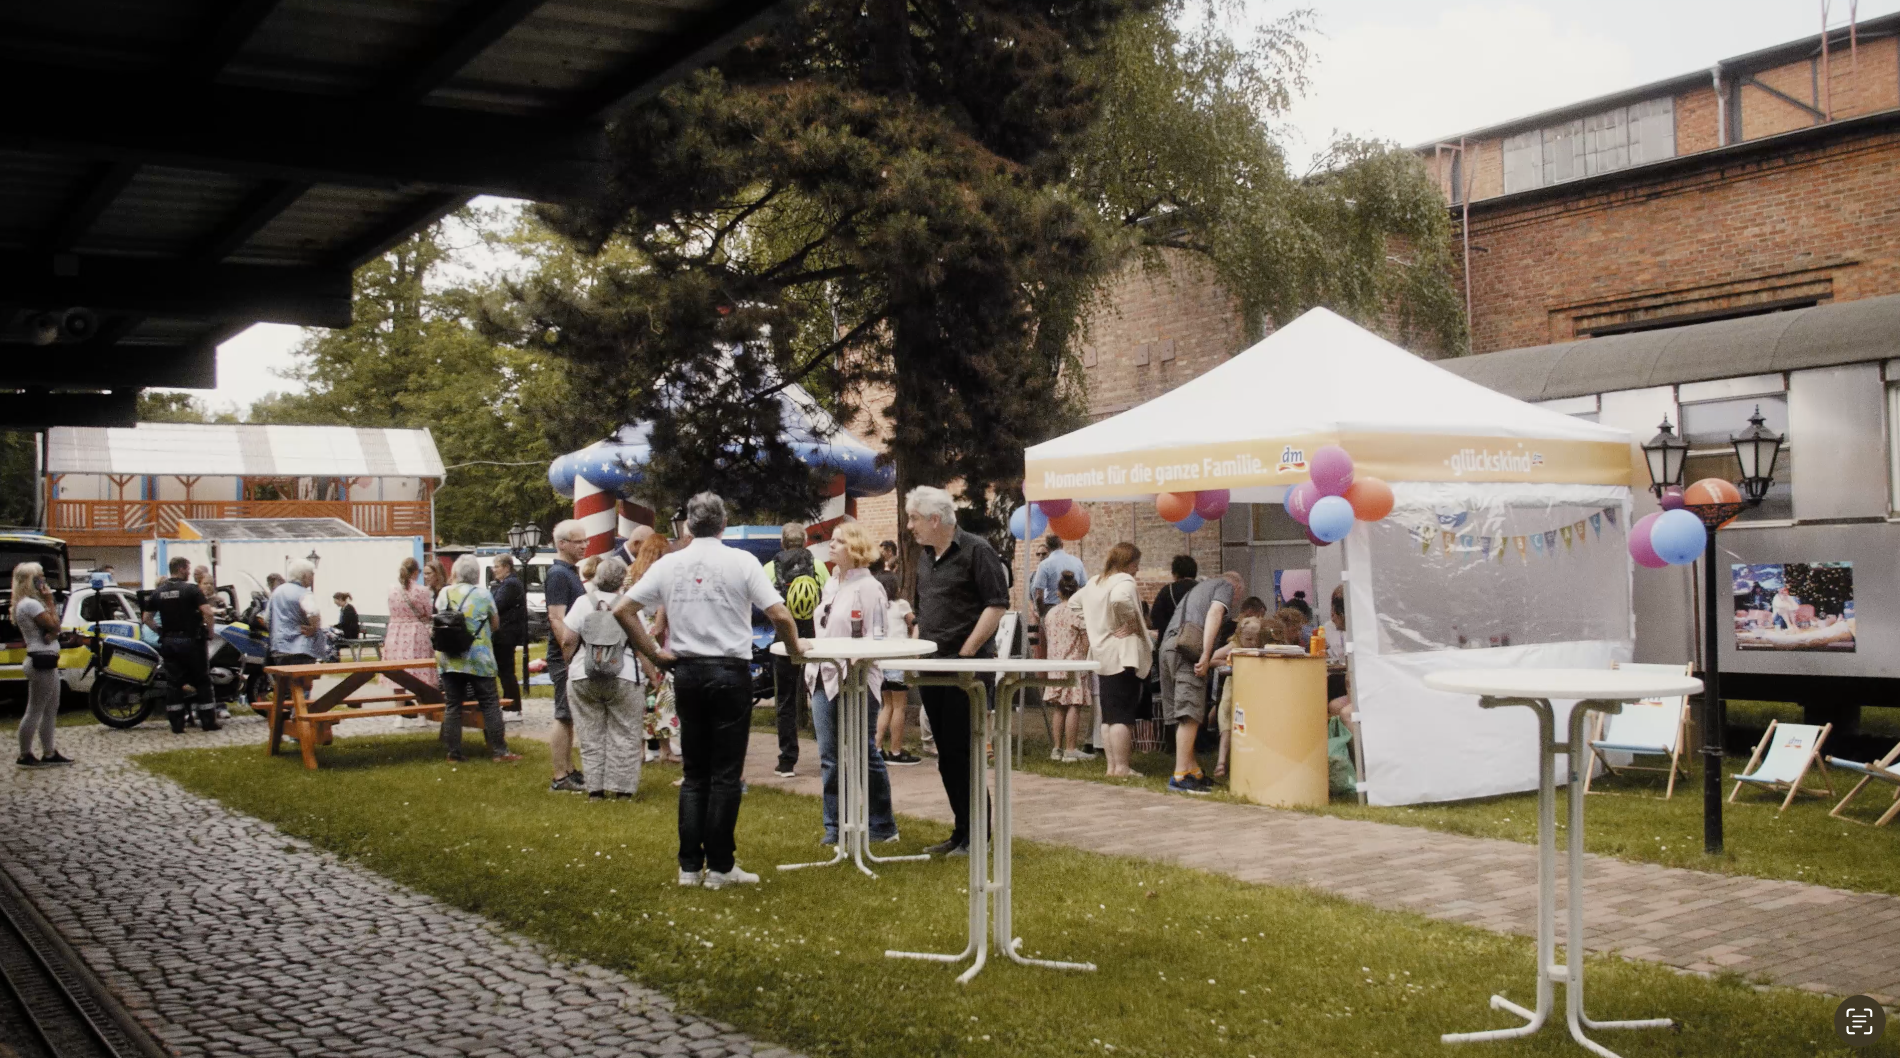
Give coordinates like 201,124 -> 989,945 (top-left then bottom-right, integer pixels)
141,556 -> 218,733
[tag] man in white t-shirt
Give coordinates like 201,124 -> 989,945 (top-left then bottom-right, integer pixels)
613,492 -> 803,890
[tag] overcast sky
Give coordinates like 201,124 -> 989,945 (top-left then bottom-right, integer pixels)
196,0 -> 1898,413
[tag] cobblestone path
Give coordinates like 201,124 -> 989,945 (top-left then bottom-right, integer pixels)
750,734 -> 1900,1004
0,713 -> 799,1058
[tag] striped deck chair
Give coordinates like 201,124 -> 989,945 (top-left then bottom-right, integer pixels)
1729,721 -> 1834,812
1826,741 -> 1900,827
1584,662 -> 1692,799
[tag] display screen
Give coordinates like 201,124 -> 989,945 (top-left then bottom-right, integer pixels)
1732,562 -> 1855,652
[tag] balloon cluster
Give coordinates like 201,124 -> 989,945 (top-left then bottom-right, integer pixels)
1010,498 -> 1091,540
1627,478 -> 1729,569
1154,489 -> 1229,533
1281,445 -> 1394,545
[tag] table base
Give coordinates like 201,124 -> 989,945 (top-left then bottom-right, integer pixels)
1443,696 -> 1669,1057
778,660 -> 929,877
885,671 -> 1096,984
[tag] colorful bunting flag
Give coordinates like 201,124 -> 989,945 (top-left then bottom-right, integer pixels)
1559,525 -> 1573,549
1514,536 -> 1528,561
1543,530 -> 1558,553
1589,512 -> 1602,538
1604,507 -> 1619,529
1441,531 -> 1455,555
1531,533 -> 1545,556
1479,535 -> 1492,560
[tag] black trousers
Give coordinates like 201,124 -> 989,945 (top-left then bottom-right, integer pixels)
773,651 -> 805,767
493,633 -> 522,706
920,676 -> 992,847
674,657 -> 752,873
159,635 -> 211,707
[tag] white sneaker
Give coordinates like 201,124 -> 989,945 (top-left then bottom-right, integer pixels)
702,865 -> 760,890
1063,749 -> 1099,762
677,869 -> 703,887
1049,748 -> 1064,762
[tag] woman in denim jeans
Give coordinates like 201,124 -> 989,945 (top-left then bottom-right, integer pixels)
805,523 -> 899,845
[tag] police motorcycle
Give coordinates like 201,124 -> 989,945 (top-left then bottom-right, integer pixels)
82,575 -> 257,731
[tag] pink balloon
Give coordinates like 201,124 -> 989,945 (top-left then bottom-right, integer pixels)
1287,481 -> 1320,525
1305,527 -> 1332,547
1629,512 -> 1668,569
1309,445 -> 1355,497
1657,487 -> 1684,512
1194,489 -> 1230,520
1036,498 -> 1073,518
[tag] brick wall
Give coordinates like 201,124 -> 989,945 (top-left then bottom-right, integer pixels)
1465,124 -> 1900,352
1674,84 -> 1722,155
1075,249 -> 1249,420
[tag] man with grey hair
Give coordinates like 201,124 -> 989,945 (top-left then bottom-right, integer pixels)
268,559 -> 323,710
906,485 -> 1009,856
619,491 -> 803,889
543,518 -> 589,792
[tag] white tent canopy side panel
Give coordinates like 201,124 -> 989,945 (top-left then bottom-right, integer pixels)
145,536 -> 427,629
1343,482 -> 1634,806
1024,308 -> 1630,503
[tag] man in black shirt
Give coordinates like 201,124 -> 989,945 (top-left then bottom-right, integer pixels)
907,486 -> 1010,857
763,522 -> 821,777
1148,555 -> 1198,715
141,555 -> 217,734
489,555 -> 528,709
544,521 -> 588,792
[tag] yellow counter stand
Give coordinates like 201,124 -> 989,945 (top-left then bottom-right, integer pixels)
1228,653 -> 1329,808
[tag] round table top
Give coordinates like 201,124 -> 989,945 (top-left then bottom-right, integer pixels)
885,657 -> 1102,675
1424,668 -> 1704,700
768,637 -> 937,661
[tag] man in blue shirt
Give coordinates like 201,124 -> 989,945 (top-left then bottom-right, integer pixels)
1028,534 -> 1086,624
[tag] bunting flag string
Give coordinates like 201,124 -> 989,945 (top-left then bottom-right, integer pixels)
1589,512 -> 1603,538
1408,506 -> 1626,562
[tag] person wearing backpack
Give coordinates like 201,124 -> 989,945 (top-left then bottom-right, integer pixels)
762,521 -> 828,777
436,555 -> 519,764
559,556 -> 646,799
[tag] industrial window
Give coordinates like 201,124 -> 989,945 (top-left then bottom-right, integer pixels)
1679,393 -> 1791,523
1501,96 -> 1676,194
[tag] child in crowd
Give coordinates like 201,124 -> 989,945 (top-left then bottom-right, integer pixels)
1209,616 -> 1266,780
1040,570 -> 1093,762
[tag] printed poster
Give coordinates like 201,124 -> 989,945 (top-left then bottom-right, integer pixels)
1732,562 -> 1855,652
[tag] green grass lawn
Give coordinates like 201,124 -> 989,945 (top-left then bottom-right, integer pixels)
1005,699 -> 1900,896
141,734 -> 1870,1058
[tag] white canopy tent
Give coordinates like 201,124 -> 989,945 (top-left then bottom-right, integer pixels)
1026,308 -> 1639,805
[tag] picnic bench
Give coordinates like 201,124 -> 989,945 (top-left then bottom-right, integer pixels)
334,614 -> 388,661
264,658 -> 450,769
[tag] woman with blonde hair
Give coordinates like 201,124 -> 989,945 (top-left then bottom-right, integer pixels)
629,535 -> 680,764
805,521 -> 899,844
384,557 -> 438,727
11,562 -> 68,766
1072,543 -> 1150,778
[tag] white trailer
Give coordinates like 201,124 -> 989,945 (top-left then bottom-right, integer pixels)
142,535 -> 425,628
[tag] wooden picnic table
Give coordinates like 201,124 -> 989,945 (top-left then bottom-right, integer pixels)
264,658 -> 450,770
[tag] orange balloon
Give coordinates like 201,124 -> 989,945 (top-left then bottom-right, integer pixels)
1683,477 -> 1741,506
1049,506 -> 1092,541
1344,476 -> 1394,521
1155,491 -> 1195,523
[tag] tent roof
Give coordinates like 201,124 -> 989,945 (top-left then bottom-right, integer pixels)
48,423 -> 444,479
1025,308 -> 1630,501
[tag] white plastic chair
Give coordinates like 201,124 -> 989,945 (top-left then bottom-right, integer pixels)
1729,720 -> 1834,812
1585,662 -> 1692,799
1826,741 -> 1900,827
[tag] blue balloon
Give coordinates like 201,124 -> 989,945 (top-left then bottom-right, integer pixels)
1308,495 -> 1355,543
1650,508 -> 1707,566
1009,504 -> 1049,540
1174,512 -> 1206,533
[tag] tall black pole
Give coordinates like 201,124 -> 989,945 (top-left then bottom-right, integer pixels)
1700,528 -> 1724,855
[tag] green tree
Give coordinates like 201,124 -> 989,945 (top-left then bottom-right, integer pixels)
0,433 -> 37,528
258,208 -> 569,544
136,391 -> 238,423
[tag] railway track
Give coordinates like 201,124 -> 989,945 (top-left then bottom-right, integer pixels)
0,868 -> 162,1058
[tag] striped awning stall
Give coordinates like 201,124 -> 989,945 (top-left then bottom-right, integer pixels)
47,424 -> 445,479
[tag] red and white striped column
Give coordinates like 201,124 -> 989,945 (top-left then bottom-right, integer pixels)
573,475 -> 617,557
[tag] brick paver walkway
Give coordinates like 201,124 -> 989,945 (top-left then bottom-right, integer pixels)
748,734 -> 1900,1004
0,711 -> 800,1058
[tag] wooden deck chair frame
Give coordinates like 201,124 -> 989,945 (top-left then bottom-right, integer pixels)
1826,741 -> 1900,827
1728,720 -> 1834,811
1584,662 -> 1692,798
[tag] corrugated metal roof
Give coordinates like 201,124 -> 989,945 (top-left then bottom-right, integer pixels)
179,517 -> 367,539
46,423 -> 445,478
1438,295 -> 1900,402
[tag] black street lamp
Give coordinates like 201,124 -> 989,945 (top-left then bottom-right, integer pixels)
506,522 -> 544,565
1640,409 -> 1783,855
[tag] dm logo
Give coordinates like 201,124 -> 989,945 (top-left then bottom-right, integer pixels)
1276,445 -> 1308,474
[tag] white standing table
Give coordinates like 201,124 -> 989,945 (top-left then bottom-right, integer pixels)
771,638 -> 936,877
1422,667 -> 1704,1058
881,657 -> 1100,984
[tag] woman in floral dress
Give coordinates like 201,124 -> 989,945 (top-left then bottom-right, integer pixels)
384,557 -> 438,726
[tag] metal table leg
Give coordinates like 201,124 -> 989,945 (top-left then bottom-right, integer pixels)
780,659 -> 927,877
888,672 -> 990,981
1443,696 -> 1668,1057
991,673 -> 1096,974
